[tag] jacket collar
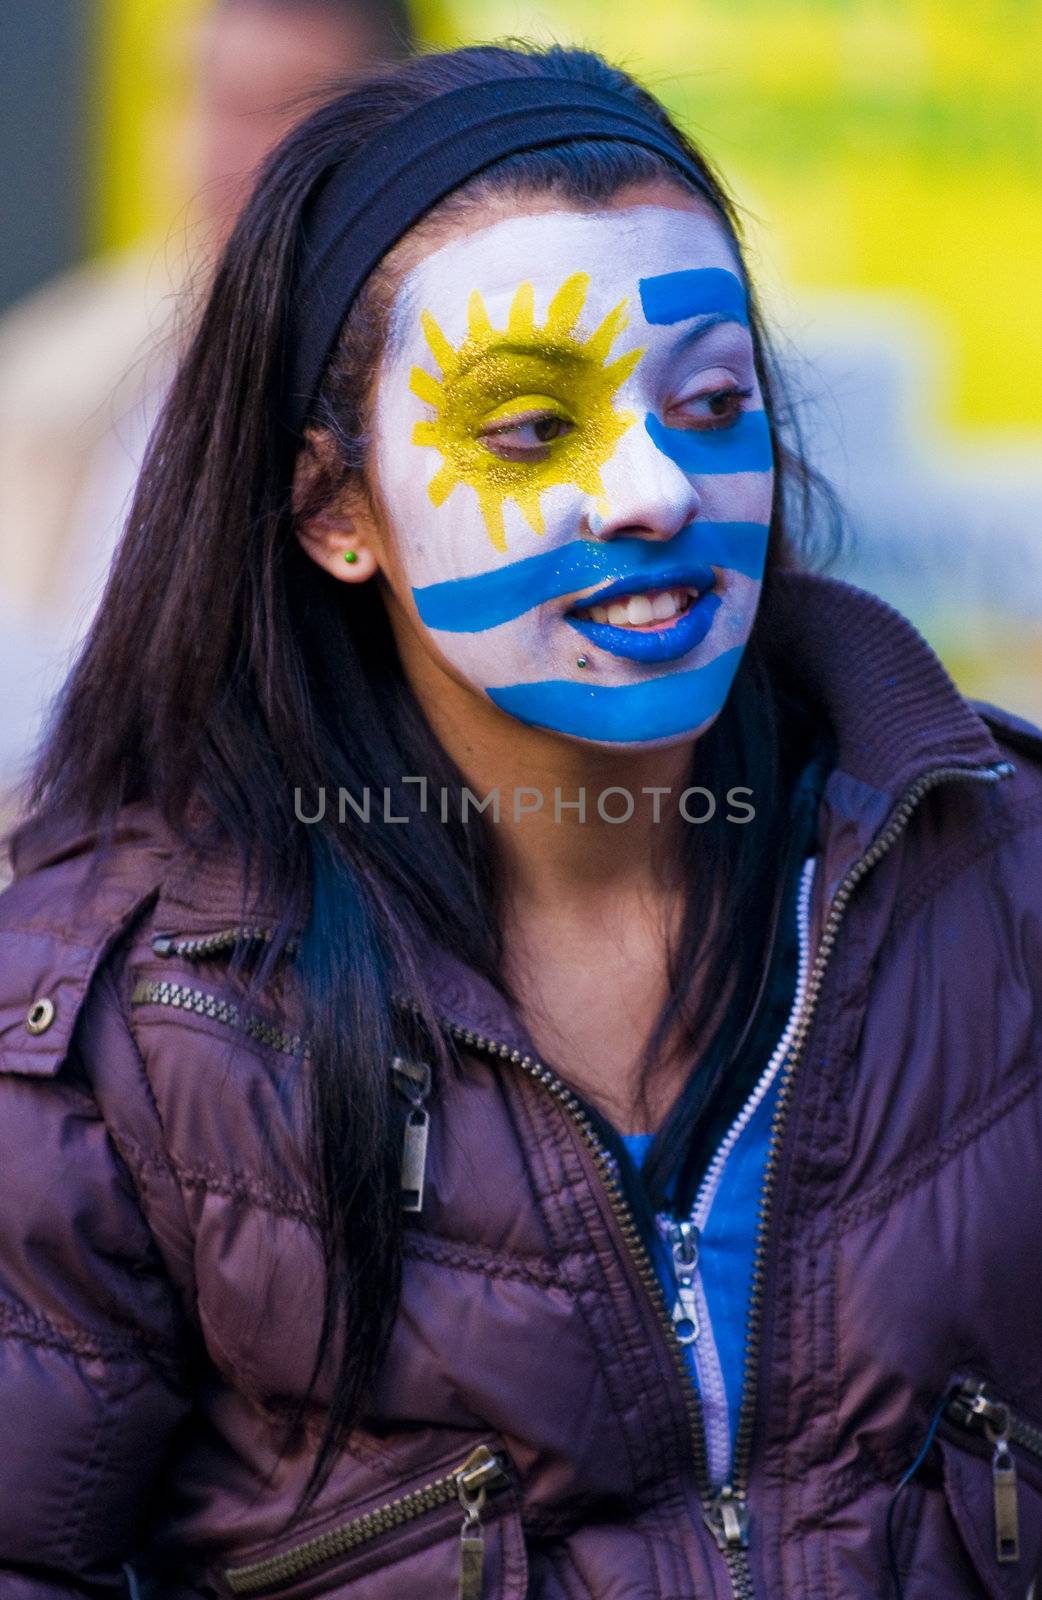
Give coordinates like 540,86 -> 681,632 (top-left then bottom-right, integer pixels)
764,570 -> 1008,916
765,569 -> 1004,797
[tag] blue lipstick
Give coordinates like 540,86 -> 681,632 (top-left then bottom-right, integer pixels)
570,561 -> 715,611
566,589 -> 722,663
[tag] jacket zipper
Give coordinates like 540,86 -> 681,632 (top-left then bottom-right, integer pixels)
723,759 -> 1012,1595
139,757 -> 1015,1598
656,856 -> 817,1491
222,1444 -> 511,1597
945,1378 -> 1042,1565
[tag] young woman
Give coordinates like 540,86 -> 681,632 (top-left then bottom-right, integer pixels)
1,43 -> 1040,1600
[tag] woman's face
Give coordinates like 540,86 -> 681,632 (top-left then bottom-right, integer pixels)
358,184 -> 773,749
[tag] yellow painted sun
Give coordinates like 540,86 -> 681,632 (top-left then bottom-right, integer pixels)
409,272 -> 644,553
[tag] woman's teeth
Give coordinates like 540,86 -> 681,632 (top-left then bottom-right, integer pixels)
572,586 -> 696,629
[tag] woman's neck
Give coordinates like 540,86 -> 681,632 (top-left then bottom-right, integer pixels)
406,666 -> 733,1130
416,670 -> 698,909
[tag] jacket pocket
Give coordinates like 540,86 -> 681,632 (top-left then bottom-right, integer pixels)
219,1443 -> 525,1600
939,1378 -> 1042,1599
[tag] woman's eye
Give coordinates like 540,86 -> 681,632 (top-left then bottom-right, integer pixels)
671,385 -> 754,431
479,411 -> 575,462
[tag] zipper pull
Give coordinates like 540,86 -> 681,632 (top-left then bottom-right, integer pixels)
662,1219 -> 700,1345
992,1437 -> 1020,1563
967,1388 -> 1020,1564
704,1485 -> 750,1551
392,1056 -> 431,1213
458,1501 -> 484,1600
455,1446 -> 509,1600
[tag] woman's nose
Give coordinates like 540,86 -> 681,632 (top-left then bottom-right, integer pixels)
587,424 -> 702,542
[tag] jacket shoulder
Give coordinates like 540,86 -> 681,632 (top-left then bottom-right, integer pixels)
0,805 -> 175,1080
0,800 -> 295,1083
0,802 -> 301,1307
0,809 -> 196,1581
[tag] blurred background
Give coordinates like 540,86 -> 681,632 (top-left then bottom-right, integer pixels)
1,0 -> 1040,821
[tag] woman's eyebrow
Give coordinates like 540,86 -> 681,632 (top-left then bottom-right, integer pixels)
666,312 -> 753,362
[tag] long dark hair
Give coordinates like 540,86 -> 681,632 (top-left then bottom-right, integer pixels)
24,43 -> 838,1512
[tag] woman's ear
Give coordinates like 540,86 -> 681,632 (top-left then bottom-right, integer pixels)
292,428 -> 382,584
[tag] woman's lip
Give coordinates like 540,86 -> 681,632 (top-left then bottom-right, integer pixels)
565,562 -> 716,612
565,590 -> 723,664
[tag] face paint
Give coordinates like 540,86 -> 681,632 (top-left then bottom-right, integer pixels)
639,266 -> 750,328
644,409 -> 773,475
487,645 -> 746,742
411,274 -> 643,553
372,206 -> 774,749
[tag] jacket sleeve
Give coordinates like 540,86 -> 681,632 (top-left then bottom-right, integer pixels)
0,963 -> 194,1595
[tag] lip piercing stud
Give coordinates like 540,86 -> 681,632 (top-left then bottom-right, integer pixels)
576,654 -> 590,669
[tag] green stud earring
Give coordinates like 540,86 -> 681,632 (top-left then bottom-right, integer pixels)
342,550 -> 358,565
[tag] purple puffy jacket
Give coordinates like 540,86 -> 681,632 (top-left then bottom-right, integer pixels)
1,570 -> 1041,1600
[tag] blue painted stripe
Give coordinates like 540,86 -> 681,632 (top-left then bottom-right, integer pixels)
412,521 -> 768,634
485,646 -> 744,742
645,410 -> 773,475
639,267 -> 748,327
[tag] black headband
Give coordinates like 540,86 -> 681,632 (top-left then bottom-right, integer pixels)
282,75 -> 718,437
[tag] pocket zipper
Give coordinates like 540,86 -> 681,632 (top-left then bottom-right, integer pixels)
222,1444 -> 511,1597
152,926 -> 290,961
945,1380 -> 1042,1565
130,978 -> 305,1056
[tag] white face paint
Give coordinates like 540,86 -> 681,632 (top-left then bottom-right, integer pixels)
371,204 -> 774,748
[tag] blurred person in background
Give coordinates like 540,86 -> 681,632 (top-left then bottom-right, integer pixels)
0,0 -> 414,829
